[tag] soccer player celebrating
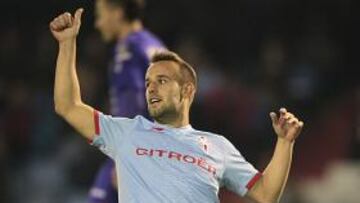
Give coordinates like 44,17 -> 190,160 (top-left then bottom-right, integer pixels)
89,0 -> 165,202
50,8 -> 304,203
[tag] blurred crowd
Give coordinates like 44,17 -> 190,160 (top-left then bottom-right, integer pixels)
0,0 -> 358,203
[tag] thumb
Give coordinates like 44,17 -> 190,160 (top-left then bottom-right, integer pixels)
270,112 -> 278,125
74,8 -> 84,25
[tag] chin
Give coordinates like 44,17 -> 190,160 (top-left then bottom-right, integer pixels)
148,109 -> 161,119
148,106 -> 166,119
103,35 -> 113,42
99,32 -> 114,42
149,105 -> 179,121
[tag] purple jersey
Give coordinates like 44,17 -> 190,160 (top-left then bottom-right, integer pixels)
108,29 -> 165,117
88,159 -> 118,203
89,30 -> 165,203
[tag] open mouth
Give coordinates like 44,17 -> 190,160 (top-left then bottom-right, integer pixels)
149,98 -> 162,105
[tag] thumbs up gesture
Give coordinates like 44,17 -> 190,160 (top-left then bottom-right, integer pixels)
50,8 -> 84,42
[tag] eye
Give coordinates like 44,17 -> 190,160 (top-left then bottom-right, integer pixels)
159,79 -> 167,84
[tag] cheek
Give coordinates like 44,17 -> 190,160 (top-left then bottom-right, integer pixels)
97,13 -> 111,28
145,90 -> 150,101
95,16 -> 106,30
168,86 -> 182,103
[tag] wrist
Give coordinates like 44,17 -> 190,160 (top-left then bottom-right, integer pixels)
59,38 -> 76,47
276,137 -> 295,145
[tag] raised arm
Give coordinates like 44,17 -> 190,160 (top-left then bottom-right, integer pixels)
50,8 -> 96,140
246,108 -> 304,203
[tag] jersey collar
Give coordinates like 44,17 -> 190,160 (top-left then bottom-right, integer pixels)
154,122 -> 193,132
140,116 -> 193,133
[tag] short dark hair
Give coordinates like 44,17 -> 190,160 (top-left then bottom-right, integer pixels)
151,51 -> 198,89
106,0 -> 145,21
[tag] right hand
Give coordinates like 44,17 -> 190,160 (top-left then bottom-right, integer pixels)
49,8 -> 84,42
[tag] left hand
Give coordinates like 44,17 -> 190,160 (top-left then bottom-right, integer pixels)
270,108 -> 304,142
49,8 -> 84,43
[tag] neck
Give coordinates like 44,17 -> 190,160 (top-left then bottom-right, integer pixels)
118,20 -> 143,40
155,110 -> 190,128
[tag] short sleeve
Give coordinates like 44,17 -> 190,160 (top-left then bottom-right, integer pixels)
90,110 -> 136,159
222,138 -> 262,196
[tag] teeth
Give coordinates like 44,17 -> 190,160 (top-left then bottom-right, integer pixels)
150,98 -> 160,103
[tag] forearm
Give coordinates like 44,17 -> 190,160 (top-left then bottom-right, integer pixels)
54,39 -> 82,114
248,108 -> 303,203
255,138 -> 294,203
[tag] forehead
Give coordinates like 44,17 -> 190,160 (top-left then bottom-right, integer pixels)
146,61 -> 180,79
96,0 -> 114,10
96,0 -> 106,7
95,0 -> 107,12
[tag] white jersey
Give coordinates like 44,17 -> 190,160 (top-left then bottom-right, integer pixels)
91,110 -> 261,203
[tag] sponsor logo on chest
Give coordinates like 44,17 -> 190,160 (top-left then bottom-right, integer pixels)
135,147 -> 217,176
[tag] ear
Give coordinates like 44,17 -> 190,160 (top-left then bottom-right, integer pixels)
181,83 -> 195,98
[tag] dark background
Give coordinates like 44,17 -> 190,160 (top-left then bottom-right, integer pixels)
0,0 -> 358,202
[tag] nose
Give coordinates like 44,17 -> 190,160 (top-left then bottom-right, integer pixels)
147,82 -> 157,94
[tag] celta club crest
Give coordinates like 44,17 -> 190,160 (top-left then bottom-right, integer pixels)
198,136 -> 208,152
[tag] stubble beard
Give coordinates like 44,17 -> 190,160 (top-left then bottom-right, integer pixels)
149,102 -> 179,124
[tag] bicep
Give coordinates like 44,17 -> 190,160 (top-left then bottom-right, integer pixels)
62,102 -> 96,140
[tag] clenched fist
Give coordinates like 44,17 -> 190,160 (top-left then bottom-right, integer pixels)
270,108 -> 304,142
49,8 -> 84,42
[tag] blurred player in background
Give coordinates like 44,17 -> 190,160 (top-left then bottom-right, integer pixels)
90,0 -> 165,202
50,8 -> 304,203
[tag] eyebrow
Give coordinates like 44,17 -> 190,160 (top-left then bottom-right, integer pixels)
157,75 -> 171,80
145,74 -> 171,82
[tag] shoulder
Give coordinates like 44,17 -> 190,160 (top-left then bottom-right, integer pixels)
128,30 -> 164,46
99,112 -> 145,129
127,30 -> 166,58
